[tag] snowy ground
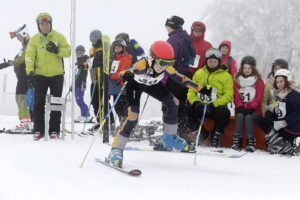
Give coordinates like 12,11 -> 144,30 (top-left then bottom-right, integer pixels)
0,115 -> 299,200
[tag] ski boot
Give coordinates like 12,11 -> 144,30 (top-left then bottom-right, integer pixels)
245,137 -> 256,152
231,135 -> 243,151
162,134 -> 195,152
107,147 -> 123,167
15,117 -> 32,133
50,132 -> 59,139
33,132 -> 44,140
210,131 -> 222,148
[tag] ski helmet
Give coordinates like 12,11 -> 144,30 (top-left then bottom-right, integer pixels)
90,30 -> 102,42
241,55 -> 256,67
36,12 -> 52,24
272,58 -> 288,69
112,38 -> 126,54
76,45 -> 85,53
150,41 -> 174,60
10,24 -> 29,39
274,69 -> 293,82
205,48 -> 222,62
115,33 -> 130,44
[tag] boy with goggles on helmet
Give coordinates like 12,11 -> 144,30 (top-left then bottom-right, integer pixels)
106,41 -> 201,167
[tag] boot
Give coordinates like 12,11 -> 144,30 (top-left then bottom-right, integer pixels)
33,132 -> 44,140
245,137 -> 256,152
107,147 -> 124,167
163,134 -> 195,152
231,135 -> 243,151
50,132 -> 59,139
210,131 -> 222,148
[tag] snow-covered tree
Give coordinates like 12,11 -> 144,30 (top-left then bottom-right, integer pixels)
202,0 -> 300,81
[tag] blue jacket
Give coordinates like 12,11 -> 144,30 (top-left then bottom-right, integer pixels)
167,28 -> 195,73
282,90 -> 300,135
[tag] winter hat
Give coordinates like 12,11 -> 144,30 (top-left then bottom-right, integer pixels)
165,15 -> 184,30
272,58 -> 288,69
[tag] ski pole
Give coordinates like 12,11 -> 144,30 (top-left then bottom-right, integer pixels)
132,94 -> 149,135
79,81 -> 128,168
193,103 -> 207,165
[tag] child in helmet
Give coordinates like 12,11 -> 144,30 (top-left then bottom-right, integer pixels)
187,48 -> 233,148
0,24 -> 32,132
74,45 -> 91,122
109,38 -> 132,123
107,41 -> 200,167
258,69 -> 300,155
231,56 -> 264,152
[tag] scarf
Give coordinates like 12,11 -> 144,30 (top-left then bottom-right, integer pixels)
237,76 -> 257,87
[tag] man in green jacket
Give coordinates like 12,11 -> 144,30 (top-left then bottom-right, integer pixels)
25,12 -> 71,140
187,48 -> 233,147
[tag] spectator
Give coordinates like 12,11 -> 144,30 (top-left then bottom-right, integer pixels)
218,40 -> 237,78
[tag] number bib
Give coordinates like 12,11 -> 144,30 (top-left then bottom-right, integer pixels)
277,102 -> 287,119
134,73 -> 164,86
239,87 -> 256,102
110,60 -> 120,74
197,88 -> 218,103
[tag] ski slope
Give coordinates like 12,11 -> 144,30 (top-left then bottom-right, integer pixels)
0,115 -> 299,200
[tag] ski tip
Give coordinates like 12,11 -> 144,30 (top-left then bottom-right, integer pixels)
129,169 -> 142,176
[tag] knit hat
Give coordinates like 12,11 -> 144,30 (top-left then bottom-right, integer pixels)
165,15 -> 184,29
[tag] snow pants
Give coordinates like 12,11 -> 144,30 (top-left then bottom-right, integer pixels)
75,87 -> 89,117
33,75 -> 64,134
116,81 -> 179,139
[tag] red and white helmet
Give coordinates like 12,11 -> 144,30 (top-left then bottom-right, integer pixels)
274,69 -> 293,82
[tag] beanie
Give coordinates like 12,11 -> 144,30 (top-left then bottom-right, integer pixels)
165,15 -> 184,30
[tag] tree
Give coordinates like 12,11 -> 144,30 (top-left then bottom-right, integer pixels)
202,0 -> 300,81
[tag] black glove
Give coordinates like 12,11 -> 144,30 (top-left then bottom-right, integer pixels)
199,86 -> 212,96
244,108 -> 255,115
46,41 -> 59,54
76,55 -> 89,66
27,72 -> 35,88
236,106 -> 246,115
192,101 -> 204,118
206,103 -> 215,115
122,71 -> 134,82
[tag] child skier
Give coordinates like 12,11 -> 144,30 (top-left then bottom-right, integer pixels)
187,48 -> 233,148
231,56 -> 264,152
107,41 -> 200,167
74,45 -> 91,122
0,24 -> 32,132
258,69 -> 300,156
109,38 -> 132,123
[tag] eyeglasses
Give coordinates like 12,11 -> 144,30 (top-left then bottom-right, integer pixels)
37,16 -> 51,24
155,58 -> 175,68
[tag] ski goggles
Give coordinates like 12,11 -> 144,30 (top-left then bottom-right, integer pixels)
37,16 -> 51,24
205,48 -> 222,60
155,58 -> 175,68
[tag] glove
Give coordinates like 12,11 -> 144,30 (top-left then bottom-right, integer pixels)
273,120 -> 287,131
244,108 -> 255,115
46,41 -> 59,54
122,71 -> 134,82
81,81 -> 86,91
27,72 -> 35,88
199,86 -> 212,96
236,106 -> 246,115
0,58 -> 12,69
76,55 -> 89,66
206,103 -> 215,115
265,105 -> 275,113
192,101 -> 204,118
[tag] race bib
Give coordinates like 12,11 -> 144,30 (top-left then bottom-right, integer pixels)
134,73 -> 164,86
239,87 -> 256,102
277,102 -> 287,119
197,88 -> 217,103
110,60 -> 120,74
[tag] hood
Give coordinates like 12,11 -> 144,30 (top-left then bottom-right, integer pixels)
219,40 -> 232,57
190,21 -> 206,41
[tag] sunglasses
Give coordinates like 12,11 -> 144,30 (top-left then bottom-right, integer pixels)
155,58 -> 175,68
37,16 -> 51,24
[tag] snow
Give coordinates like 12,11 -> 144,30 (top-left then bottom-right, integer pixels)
0,115 -> 300,200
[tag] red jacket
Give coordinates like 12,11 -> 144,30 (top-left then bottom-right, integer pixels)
234,78 -> 264,115
110,53 -> 132,82
189,21 -> 212,73
219,40 -> 237,78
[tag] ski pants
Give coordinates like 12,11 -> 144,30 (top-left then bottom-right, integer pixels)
33,75 -> 64,134
234,112 -> 259,138
112,94 -> 128,122
117,81 -> 179,138
75,87 -> 89,117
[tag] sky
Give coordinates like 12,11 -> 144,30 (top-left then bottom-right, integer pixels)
0,0 -> 212,117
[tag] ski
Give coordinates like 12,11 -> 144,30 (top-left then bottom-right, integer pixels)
95,157 -> 141,176
124,146 -> 247,158
0,128 -> 32,134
